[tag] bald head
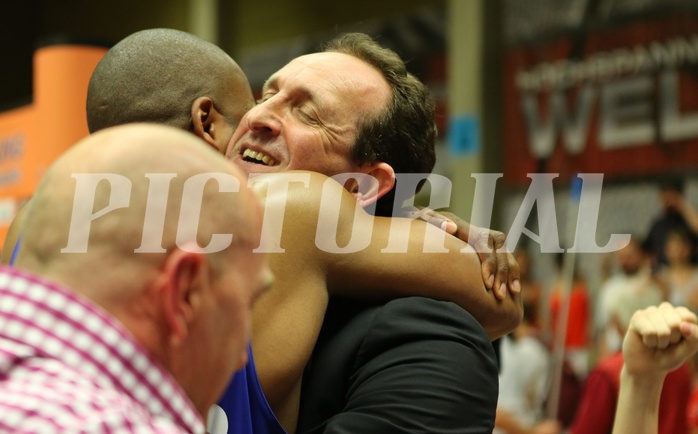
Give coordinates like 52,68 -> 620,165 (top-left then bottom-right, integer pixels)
17,123 -> 261,295
87,29 -> 254,138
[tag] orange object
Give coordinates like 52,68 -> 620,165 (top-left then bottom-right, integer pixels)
0,43 -> 107,246
550,283 -> 591,349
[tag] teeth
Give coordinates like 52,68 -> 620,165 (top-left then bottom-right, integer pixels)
243,148 -> 276,166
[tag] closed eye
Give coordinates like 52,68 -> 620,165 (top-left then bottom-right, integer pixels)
298,107 -> 320,124
256,92 -> 276,105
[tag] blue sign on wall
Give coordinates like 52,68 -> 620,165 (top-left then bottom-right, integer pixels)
448,114 -> 480,156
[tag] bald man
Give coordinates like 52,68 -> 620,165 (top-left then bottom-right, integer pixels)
0,123 -> 272,432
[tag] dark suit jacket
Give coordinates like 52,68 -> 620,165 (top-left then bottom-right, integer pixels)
297,296 -> 499,434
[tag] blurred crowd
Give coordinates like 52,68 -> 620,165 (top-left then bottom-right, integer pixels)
495,178 -> 698,434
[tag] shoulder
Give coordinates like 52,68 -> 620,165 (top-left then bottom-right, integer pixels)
368,296 -> 489,339
248,170 -> 358,227
1,366 -> 181,431
322,298 -> 498,433
356,297 -> 496,369
248,170 -> 341,198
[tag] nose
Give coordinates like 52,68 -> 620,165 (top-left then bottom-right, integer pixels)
245,100 -> 282,136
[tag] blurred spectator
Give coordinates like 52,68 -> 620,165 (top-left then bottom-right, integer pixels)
595,236 -> 662,358
495,296 -> 561,434
570,279 -> 691,434
549,253 -> 591,380
644,178 -> 698,269
655,228 -> 698,312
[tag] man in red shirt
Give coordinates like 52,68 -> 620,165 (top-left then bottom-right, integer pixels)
571,295 -> 692,434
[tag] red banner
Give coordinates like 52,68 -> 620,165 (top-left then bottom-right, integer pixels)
503,14 -> 698,186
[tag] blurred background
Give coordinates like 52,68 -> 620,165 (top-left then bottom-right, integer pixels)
2,1 -> 698,430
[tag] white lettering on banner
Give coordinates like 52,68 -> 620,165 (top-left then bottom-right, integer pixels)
599,75 -> 654,149
516,35 -> 698,92
520,70 -> 698,158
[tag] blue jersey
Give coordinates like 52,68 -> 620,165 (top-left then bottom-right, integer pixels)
209,345 -> 286,434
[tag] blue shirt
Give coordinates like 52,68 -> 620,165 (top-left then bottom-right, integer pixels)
209,346 -> 286,434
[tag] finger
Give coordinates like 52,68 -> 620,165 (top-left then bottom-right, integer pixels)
440,219 -> 458,234
492,249 -> 509,298
680,322 -> 698,344
426,215 -> 457,234
506,250 -> 521,294
489,230 -> 506,250
438,211 -> 474,244
677,322 -> 698,364
420,209 -> 456,233
460,225 -> 490,255
630,307 -> 659,348
646,306 -> 673,349
481,254 -> 497,294
408,208 -> 459,235
657,302 -> 684,345
475,233 -> 497,292
675,305 -> 698,324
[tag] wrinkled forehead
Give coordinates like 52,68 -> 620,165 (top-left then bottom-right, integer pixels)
270,53 -> 389,96
266,52 -> 391,120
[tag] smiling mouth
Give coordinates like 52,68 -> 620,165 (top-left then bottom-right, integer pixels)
242,149 -> 277,166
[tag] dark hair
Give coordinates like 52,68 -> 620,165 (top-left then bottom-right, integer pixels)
659,177 -> 684,194
667,226 -> 696,245
323,33 -> 437,216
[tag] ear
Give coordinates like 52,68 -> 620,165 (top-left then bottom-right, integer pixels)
160,247 -> 206,347
350,162 -> 395,208
191,96 -> 224,153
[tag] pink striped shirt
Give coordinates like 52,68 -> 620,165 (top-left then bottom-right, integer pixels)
0,266 -> 205,433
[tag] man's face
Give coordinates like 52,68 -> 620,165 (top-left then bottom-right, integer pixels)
665,233 -> 692,264
224,52 -> 391,176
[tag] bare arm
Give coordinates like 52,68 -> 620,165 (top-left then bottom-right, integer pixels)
248,171 -> 521,432
281,171 -> 522,339
613,303 -> 698,434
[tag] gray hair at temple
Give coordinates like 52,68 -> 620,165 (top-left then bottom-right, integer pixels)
323,32 -> 437,216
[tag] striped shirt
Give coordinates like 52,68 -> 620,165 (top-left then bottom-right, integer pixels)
0,266 -> 205,433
